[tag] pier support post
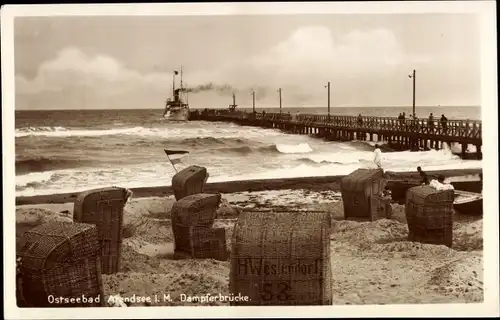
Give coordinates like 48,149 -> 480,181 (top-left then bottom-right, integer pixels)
461,143 -> 468,158
475,144 -> 482,159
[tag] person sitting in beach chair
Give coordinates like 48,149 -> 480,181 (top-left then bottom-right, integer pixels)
373,144 -> 382,169
429,175 -> 454,191
417,166 -> 429,185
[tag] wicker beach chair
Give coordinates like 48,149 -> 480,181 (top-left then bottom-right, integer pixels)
16,221 -> 104,307
73,186 -> 132,275
340,168 -> 390,221
405,185 -> 454,247
171,165 -> 209,201
170,193 -> 227,260
229,211 -> 332,306
170,193 -> 222,226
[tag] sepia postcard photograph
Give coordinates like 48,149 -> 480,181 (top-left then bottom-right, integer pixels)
2,1 -> 499,319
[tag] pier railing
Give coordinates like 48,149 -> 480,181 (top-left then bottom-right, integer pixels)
191,109 -> 482,148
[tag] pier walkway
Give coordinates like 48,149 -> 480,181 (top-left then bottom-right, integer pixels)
189,109 -> 482,159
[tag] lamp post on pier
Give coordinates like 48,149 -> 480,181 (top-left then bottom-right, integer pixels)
252,91 -> 256,114
278,88 -> 282,115
408,69 -> 416,119
325,82 -> 331,119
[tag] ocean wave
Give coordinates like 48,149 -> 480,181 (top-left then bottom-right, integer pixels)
181,137 -> 249,146
16,171 -> 55,189
207,142 -> 314,156
15,126 -> 155,138
15,156 -> 93,174
256,143 -> 313,154
275,143 -> 313,154
15,124 -> 284,139
14,148 -> 481,198
15,126 -> 69,137
214,146 -> 254,155
296,158 -> 343,165
343,140 -> 379,151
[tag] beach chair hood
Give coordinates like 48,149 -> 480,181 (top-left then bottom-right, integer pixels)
406,185 -> 454,205
340,168 -> 385,192
17,221 -> 100,271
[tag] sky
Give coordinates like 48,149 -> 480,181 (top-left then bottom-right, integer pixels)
14,13 -> 481,110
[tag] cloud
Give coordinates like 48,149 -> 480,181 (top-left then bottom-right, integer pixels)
16,27 -> 442,109
17,47 -> 155,94
216,27 -> 429,88
16,47 -> 178,109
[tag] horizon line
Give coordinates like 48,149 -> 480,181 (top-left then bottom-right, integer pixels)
15,105 -> 481,112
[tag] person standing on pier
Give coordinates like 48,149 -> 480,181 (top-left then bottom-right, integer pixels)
373,144 -> 383,169
357,114 -> 364,139
357,114 -> 363,126
428,113 -> 434,132
440,114 -> 448,132
294,111 -> 300,121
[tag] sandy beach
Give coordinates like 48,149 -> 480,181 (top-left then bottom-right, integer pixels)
16,185 -> 483,306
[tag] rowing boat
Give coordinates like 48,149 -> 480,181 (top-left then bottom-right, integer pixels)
453,189 -> 483,215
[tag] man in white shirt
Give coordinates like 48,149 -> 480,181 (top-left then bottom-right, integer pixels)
373,144 -> 382,169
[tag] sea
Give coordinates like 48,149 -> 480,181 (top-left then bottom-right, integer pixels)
15,106 -> 482,197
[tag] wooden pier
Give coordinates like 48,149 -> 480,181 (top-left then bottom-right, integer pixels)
189,109 -> 482,159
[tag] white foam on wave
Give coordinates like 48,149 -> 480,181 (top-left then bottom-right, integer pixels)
296,142 -> 461,167
16,171 -> 54,188
15,124 -> 284,139
15,126 -> 69,137
15,126 -> 144,138
15,147 -> 481,197
213,159 -> 482,183
276,143 -> 313,154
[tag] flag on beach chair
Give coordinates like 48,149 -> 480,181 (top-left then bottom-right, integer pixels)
164,149 -> 190,172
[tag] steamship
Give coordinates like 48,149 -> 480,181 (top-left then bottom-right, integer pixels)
163,67 -> 189,121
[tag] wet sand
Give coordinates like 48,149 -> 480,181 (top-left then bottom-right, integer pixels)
15,187 -> 483,306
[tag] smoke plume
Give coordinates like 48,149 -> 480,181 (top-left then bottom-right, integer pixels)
184,82 -> 234,95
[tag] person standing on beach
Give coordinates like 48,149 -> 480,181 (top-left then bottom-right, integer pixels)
417,166 -> 429,185
373,144 -> 383,169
